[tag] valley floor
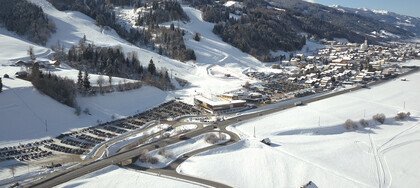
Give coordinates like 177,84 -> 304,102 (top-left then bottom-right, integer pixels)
177,60 -> 420,188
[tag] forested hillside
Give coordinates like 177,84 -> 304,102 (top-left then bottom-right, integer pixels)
0,0 -> 56,45
190,0 -> 416,61
47,0 -> 194,62
136,1 -> 189,27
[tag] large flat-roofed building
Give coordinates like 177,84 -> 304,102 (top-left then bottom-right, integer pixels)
194,95 -> 246,114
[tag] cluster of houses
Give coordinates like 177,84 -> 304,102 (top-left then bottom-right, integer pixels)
194,40 -> 420,114
275,40 -> 420,89
12,58 -> 61,78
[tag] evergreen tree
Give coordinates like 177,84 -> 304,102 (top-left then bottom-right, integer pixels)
194,32 -> 201,41
0,78 -> 2,93
148,59 -> 156,75
77,69 -> 83,90
83,70 -> 91,91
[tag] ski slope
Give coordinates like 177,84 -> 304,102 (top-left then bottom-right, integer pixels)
178,61 -> 420,188
26,0 -> 263,101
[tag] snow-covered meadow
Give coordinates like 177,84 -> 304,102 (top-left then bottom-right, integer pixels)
56,165 -> 201,188
178,61 -> 420,188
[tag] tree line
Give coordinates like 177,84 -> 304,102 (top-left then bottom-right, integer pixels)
67,37 -> 173,90
30,63 -> 77,107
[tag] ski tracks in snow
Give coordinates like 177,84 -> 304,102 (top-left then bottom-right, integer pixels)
367,122 -> 420,188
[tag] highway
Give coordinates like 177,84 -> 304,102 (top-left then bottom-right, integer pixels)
26,67 -> 419,188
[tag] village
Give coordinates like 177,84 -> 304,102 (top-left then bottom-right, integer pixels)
193,40 -> 420,114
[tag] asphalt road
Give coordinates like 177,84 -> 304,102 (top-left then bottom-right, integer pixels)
27,125 -> 229,188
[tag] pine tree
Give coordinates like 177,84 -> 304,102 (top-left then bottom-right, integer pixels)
148,59 -> 156,75
77,70 -> 83,91
83,70 -> 91,92
194,32 -> 201,41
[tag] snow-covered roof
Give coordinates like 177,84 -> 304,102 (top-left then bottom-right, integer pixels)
195,95 -> 246,106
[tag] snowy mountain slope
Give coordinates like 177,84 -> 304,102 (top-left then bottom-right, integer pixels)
0,66 -> 170,146
332,5 -> 420,37
27,0 -> 192,76
27,0 -> 262,100
179,61 -> 420,188
0,28 -> 51,65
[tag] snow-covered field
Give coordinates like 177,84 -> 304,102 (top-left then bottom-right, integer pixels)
57,165 -> 201,188
178,61 -> 420,188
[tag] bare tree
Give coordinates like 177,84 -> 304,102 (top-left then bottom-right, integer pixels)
395,112 -> 411,121
344,119 -> 357,130
9,166 -> 16,178
28,46 -> 36,62
97,75 -> 105,94
108,75 -> 113,92
359,119 -> 369,127
373,113 -> 386,124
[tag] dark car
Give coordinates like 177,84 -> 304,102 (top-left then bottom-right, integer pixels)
179,135 -> 189,140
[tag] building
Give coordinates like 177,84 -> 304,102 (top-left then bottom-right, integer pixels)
360,40 -> 368,51
194,95 -> 246,114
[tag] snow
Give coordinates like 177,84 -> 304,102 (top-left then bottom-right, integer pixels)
0,65 -> 170,146
22,0 -> 266,103
178,61 -> 420,188
223,1 -> 244,8
270,40 -> 326,57
56,165 -> 201,188
0,28 -> 51,65
136,132 -> 230,169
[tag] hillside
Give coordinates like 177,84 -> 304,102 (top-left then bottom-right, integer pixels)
0,0 -> 55,45
331,5 -> 420,37
0,0 -> 268,145
190,0 -> 416,61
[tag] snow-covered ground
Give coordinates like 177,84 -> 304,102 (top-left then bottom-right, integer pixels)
178,61 -> 420,188
270,40 -> 326,58
25,0 -> 263,102
56,165 -> 202,188
0,28 -> 51,65
136,132 -> 230,169
0,0 -> 268,146
0,65 -> 170,146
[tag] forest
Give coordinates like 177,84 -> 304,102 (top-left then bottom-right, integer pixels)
67,37 -> 173,90
47,0 -> 195,62
0,0 -> 56,45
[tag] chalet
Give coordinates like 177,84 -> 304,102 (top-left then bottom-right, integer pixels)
15,60 -> 32,67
